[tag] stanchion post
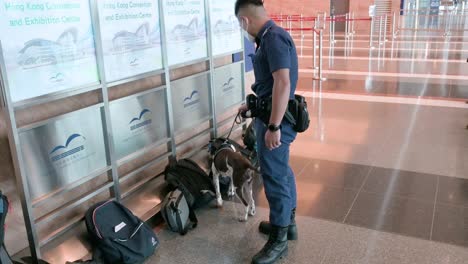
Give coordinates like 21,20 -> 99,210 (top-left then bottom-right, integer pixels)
384,14 -> 388,42
332,15 -> 336,43
313,30 -> 326,82
379,16 -> 384,45
301,13 -> 304,38
289,15 -> 292,32
312,18 -> 317,69
300,14 -> 304,56
370,16 -> 375,48
313,12 -> 326,81
352,12 -> 356,35
300,13 -> 304,56
313,28 -> 317,69
392,12 -> 397,39
345,13 -> 349,38
319,29 -> 326,81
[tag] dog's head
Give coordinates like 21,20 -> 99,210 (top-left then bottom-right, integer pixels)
208,138 -> 237,157
208,138 -> 228,156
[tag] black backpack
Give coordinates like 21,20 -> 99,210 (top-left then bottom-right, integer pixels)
0,191 -> 14,264
84,201 -> 159,264
164,158 -> 215,209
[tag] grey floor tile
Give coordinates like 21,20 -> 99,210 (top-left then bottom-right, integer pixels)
345,191 -> 434,240
431,204 -> 468,247
149,203 -> 337,264
290,155 -> 313,175
437,177 -> 468,207
371,144 -> 458,179
298,159 -> 370,190
363,167 -> 438,201
295,185 -> 358,222
252,181 -> 358,223
322,225 -> 468,264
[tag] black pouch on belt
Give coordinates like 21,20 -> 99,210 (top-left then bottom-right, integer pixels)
257,95 -> 310,133
286,95 -> 310,133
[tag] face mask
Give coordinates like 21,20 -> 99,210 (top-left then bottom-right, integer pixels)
241,19 -> 256,43
243,30 -> 256,43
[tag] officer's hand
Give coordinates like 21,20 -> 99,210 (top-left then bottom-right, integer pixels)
238,104 -> 248,113
265,130 -> 281,151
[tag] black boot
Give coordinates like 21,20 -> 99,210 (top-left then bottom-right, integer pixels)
252,225 -> 289,264
258,208 -> 297,240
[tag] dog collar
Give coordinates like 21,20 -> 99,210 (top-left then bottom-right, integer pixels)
213,143 -> 237,160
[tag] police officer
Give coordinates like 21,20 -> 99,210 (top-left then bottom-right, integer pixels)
235,1 -> 299,263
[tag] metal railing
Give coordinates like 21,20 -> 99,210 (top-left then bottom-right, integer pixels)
395,8 -> 468,37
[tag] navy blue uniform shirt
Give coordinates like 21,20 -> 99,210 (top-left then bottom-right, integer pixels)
250,20 -> 298,100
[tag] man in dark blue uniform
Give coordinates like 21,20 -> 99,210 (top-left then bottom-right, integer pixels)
235,1 -> 299,263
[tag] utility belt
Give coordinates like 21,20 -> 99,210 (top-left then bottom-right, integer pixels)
242,94 -> 310,133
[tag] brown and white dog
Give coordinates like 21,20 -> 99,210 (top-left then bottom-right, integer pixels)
208,138 -> 258,222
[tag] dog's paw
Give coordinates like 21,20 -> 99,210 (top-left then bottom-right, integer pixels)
216,198 -> 223,208
238,215 -> 248,222
249,208 -> 256,216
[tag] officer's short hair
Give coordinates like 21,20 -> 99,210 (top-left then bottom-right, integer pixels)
235,0 -> 264,16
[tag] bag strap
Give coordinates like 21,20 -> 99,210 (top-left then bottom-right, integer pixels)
172,194 -> 198,236
113,222 -> 144,242
188,205 -> 198,229
172,194 -> 186,235
0,243 -> 13,264
284,109 -> 297,126
179,204 -> 198,236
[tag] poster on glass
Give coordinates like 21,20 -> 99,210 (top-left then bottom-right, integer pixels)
97,0 -> 163,82
162,0 -> 208,66
0,0 -> 99,103
171,73 -> 210,132
19,106 -> 108,200
214,63 -> 243,112
110,89 -> 168,160
209,0 -> 242,56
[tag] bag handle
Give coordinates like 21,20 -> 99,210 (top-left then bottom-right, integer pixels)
188,205 -> 198,229
174,203 -> 198,236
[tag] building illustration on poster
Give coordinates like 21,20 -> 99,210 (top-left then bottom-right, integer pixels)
209,0 -> 242,56
98,0 -> 163,82
0,0 -> 99,102
163,0 -> 208,66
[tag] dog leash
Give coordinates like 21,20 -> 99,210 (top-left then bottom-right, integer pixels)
226,111 -> 243,140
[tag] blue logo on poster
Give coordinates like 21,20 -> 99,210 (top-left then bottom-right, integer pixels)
222,77 -> 235,92
130,58 -> 139,66
130,109 -> 152,130
50,134 -> 86,162
50,72 -> 65,83
183,90 -> 200,108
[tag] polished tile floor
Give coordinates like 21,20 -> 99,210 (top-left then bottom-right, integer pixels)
151,30 -> 468,263
150,202 -> 468,264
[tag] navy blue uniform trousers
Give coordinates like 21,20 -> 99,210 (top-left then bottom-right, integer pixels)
255,118 -> 297,227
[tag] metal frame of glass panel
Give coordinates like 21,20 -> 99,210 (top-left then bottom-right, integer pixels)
0,0 -> 245,262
